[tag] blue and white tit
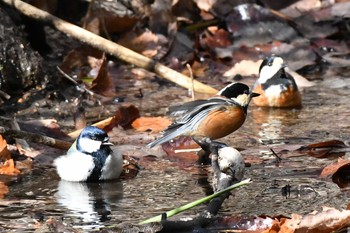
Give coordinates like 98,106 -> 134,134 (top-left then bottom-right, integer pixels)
54,126 -> 123,182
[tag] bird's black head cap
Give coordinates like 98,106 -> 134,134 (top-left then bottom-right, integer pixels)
218,83 -> 250,99
259,55 -> 279,74
78,126 -> 109,143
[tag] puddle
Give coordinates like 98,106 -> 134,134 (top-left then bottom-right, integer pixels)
1,77 -> 350,231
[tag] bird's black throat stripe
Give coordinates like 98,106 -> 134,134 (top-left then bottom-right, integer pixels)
87,146 -> 112,182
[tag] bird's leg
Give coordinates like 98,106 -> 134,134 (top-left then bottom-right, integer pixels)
193,137 -> 228,165
193,137 -> 212,165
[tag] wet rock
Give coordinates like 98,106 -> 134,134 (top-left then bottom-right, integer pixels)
0,5 -> 42,94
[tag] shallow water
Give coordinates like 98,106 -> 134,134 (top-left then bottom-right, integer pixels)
1,76 -> 350,231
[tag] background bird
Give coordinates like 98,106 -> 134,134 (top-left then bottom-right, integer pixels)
253,55 -> 302,108
54,126 -> 123,182
147,82 -> 259,148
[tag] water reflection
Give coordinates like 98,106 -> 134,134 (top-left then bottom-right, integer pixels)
251,107 -> 301,144
55,180 -> 123,229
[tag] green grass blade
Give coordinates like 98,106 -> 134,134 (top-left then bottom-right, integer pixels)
140,178 -> 251,224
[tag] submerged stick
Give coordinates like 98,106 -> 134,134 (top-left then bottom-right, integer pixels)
1,0 -> 218,94
140,178 -> 251,224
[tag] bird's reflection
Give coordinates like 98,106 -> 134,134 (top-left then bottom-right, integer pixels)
251,107 -> 301,143
55,180 -> 123,228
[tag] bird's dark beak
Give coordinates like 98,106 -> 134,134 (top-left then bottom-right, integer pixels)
250,92 -> 260,98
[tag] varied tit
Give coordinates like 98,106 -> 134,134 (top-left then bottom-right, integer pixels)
253,55 -> 302,108
147,82 -> 259,148
54,126 -> 123,182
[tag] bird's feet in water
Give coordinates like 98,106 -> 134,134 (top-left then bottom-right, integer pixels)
193,138 -> 228,165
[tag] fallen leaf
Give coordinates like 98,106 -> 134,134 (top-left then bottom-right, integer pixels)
60,45 -> 103,78
0,135 -> 11,160
0,182 -> 9,199
320,158 -> 350,188
302,140 -> 347,149
264,207 -> 350,233
297,140 -> 347,159
0,159 -> 20,175
90,55 -> 116,96
200,27 -> 233,51
118,29 -> 168,58
131,116 -> 172,133
103,105 -> 140,132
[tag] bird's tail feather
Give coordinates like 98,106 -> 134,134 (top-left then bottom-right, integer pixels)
147,126 -> 186,148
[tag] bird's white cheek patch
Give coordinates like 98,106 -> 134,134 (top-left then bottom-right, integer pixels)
232,94 -> 249,106
78,138 -> 102,153
259,65 -> 281,83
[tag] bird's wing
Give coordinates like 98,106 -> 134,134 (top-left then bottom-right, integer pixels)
172,97 -> 234,123
168,99 -> 209,118
147,97 -> 235,148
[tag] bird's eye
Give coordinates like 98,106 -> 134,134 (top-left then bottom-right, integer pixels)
91,136 -> 97,140
268,62 -> 272,66
244,90 -> 249,94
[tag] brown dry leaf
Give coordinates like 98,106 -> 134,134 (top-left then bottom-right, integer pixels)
0,182 -> 9,199
131,116 -> 172,133
320,158 -> 350,188
103,105 -> 140,132
302,140 -> 347,149
90,55 -> 116,96
0,159 -> 20,176
60,45 -> 103,77
200,27 -> 233,49
118,30 -> 168,58
297,207 -> 350,233
264,208 -> 350,233
0,135 -> 11,160
298,140 -> 347,159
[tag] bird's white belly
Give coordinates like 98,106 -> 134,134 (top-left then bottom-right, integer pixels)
100,151 -> 123,180
54,151 -> 95,182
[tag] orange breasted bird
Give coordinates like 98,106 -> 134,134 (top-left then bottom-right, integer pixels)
253,55 -> 302,108
147,82 -> 259,148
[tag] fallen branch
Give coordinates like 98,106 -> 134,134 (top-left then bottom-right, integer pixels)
1,0 -> 218,94
0,127 -> 72,150
68,116 -> 114,138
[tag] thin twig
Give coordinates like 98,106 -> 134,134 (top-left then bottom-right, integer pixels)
270,148 -> 282,164
186,63 -> 195,100
56,66 -> 95,96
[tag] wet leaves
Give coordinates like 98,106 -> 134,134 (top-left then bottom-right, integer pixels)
131,116 -> 171,133
105,105 -> 140,131
263,207 -> 350,233
90,55 -> 115,96
0,135 -> 11,160
297,140 -> 348,159
0,182 -> 8,199
0,159 -> 20,176
0,135 -> 20,176
320,158 -> 350,188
